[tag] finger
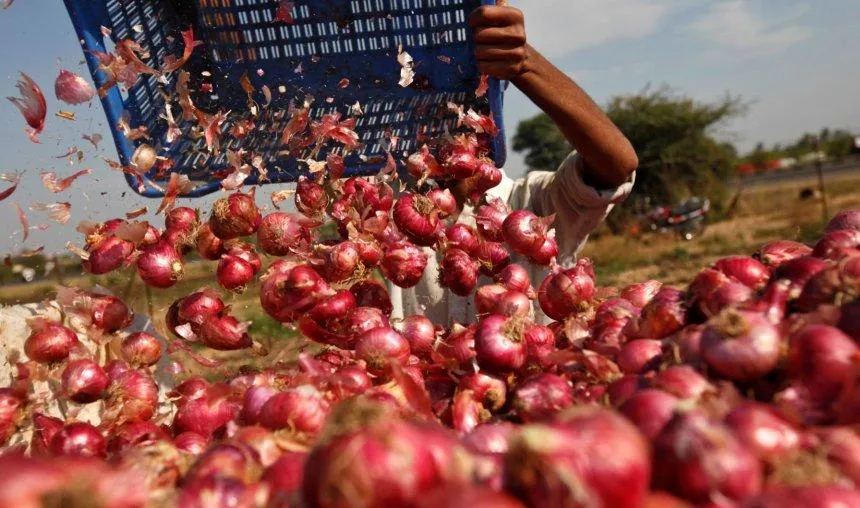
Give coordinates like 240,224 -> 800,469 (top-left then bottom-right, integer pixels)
473,26 -> 526,46
475,44 -> 525,62
468,5 -> 524,28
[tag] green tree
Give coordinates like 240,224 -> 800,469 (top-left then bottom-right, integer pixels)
511,86 -> 746,231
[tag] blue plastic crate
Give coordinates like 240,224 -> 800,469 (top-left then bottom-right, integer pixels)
63,0 -> 506,198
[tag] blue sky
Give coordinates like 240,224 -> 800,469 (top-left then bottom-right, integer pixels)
1,0 -> 859,254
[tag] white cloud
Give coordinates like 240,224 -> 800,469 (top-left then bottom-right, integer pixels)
689,0 -> 812,55
517,0 -> 678,58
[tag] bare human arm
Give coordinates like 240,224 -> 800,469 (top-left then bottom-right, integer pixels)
468,5 -> 639,189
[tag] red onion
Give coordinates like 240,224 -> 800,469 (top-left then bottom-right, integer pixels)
459,372 -> 507,412
216,254 -> 255,291
838,301 -> 860,340
755,240 -> 813,267
355,327 -> 411,376
225,241 -> 262,273
83,235 -> 135,274
512,373 -> 574,422
813,230 -> 860,260
31,413 -> 63,455
701,309 -> 782,382
523,323 -> 555,370
475,198 -> 511,241
495,263 -> 535,297
621,280 -> 663,308
104,359 -> 130,380
815,427 -> 860,484
209,188 -> 261,240
179,476 -> 258,506
475,284 -> 508,316
195,223 -> 225,260
653,365 -> 710,400
452,389 -> 485,433
61,359 -> 109,403
653,410 -> 762,503
25,322 -> 79,364
505,406 -> 651,507
89,294 -> 132,333
440,248 -> 480,296
261,262 -> 331,323
50,422 -> 106,458
795,255 -> 860,311
527,235 -> 558,266
712,255 -> 771,289
417,486 -> 525,508
355,238 -> 384,268
263,452 -> 307,499
771,258 -> 829,300
165,206 -> 199,232
381,241 -> 427,288
619,389 -> 679,440
538,258 -> 596,320
348,177 -> 394,212
397,315 -> 436,357
476,241 -> 511,276
241,385 -> 278,425
54,69 -> 95,104
669,325 -> 705,365
445,146 -> 481,179
502,210 -> 553,258
0,390 -> 25,444
257,211 -> 317,256
393,193 -> 441,246
638,287 -> 687,339
496,291 -> 532,318
197,313 -> 252,350
120,331 -> 162,367
136,239 -> 184,288
107,421 -> 169,453
107,369 -> 158,423
329,366 -> 372,400
173,391 -> 237,438
587,304 -> 636,357
724,403 -> 801,460
319,241 -> 361,282
475,315 -> 528,372
746,486 -> 860,507
428,188 -> 457,218
703,280 -> 755,318
826,209 -> 860,233
607,375 -> 650,406
177,289 -> 225,325
786,324 -> 857,403
296,176 -> 327,217
617,339 -> 664,374
350,279 -> 393,315
464,422 -> 516,456
406,146 -> 442,180
174,432 -> 210,455
445,223 -> 480,255
435,323 -> 477,368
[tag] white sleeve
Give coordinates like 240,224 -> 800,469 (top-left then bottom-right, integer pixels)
509,152 -> 635,266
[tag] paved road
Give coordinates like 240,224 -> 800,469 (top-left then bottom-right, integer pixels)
737,159 -> 860,188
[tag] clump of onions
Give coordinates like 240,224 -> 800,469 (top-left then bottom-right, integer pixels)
61,359 -> 108,404
428,188 -> 457,218
397,315 -> 436,358
216,254 -> 255,292
440,248 -> 480,296
502,210 -> 553,258
795,255 -> 860,311
724,403 -> 801,460
355,327 -> 411,376
393,193 -> 442,246
416,485 -> 525,508
712,255 -> 771,289
197,314 -> 252,350
257,212 -> 317,256
209,188 -> 261,239
619,389 -> 679,440
619,280 -> 661,308
505,406 -> 651,507
538,259 -> 596,321
773,256 -> 830,298
195,223 -> 225,260
638,287 -> 687,339
701,309 -> 782,382
475,198 -> 511,241
826,210 -> 860,233
511,373 -> 573,422
748,486 -> 860,507
136,240 -> 184,288
260,262 -> 331,323
107,369 -> 159,423
445,223 -> 480,255
476,241 -> 511,276
381,241 -> 427,288
25,322 -> 79,364
295,176 -> 327,217
786,325 -> 857,403
653,410 -> 762,503
617,339 -> 664,375
54,69 -> 95,105
120,331 -> 162,367
49,422 -> 106,458
475,315 -> 528,372
812,230 -> 860,260
755,240 -> 813,267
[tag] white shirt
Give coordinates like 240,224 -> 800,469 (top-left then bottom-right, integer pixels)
389,151 -> 636,326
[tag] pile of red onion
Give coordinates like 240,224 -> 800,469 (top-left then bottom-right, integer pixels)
6,125 -> 860,506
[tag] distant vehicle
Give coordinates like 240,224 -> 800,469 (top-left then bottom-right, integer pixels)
642,197 -> 711,241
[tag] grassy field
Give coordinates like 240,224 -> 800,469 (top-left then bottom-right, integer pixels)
2,171 -> 858,377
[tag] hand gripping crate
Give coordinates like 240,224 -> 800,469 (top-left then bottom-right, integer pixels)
63,0 -> 507,197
